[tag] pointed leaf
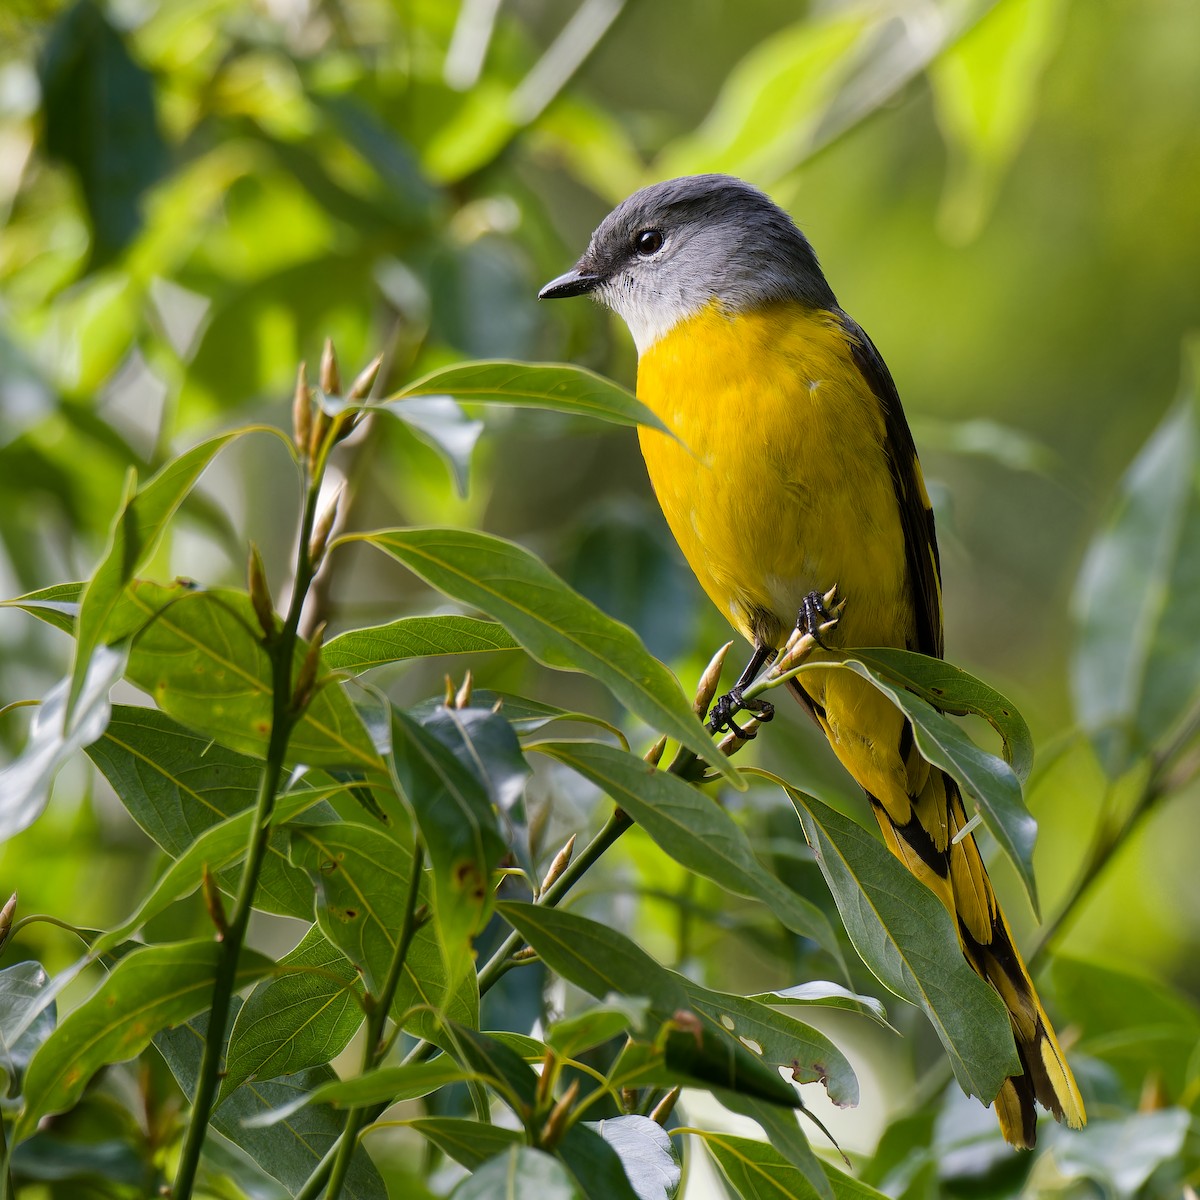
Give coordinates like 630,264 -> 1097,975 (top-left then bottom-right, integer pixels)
289,823 -> 477,1040
222,926 -> 365,1098
69,432 -> 243,716
352,528 -> 740,785
0,963 -> 56,1087
120,583 -> 385,776
0,643 -> 128,841
323,616 -> 519,673
784,789 -> 1019,1101
387,361 -> 664,431
387,396 -> 483,496
407,1118 -> 522,1171
1072,343 -> 1200,778
714,1095 -> 831,1200
747,981 -> 888,1027
535,740 -> 837,954
557,1122 -> 641,1200
17,940 -> 272,1141
157,1006 -> 385,1199
452,1146 -> 583,1200
699,1132 -> 887,1200
497,902 -> 803,1108
390,707 -> 507,955
841,649 -> 1033,783
585,1115 -> 680,1200
0,581 -> 84,636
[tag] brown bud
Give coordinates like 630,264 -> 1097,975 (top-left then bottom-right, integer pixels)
308,483 -> 343,567
347,352 -> 385,401
511,946 -> 538,962
247,544 -> 275,639
308,404 -> 333,465
0,891 -> 17,952
535,1048 -> 556,1107
443,674 -> 456,706
201,865 -> 228,940
694,641 -> 733,717
621,1087 -> 639,1113
671,1009 -> 704,1049
320,338 -> 341,396
292,623 -> 326,712
650,1086 -> 681,1127
643,736 -> 667,767
292,361 -> 312,457
539,834 -> 576,896
716,717 -> 760,758
453,670 -> 473,710
538,1079 -> 579,1149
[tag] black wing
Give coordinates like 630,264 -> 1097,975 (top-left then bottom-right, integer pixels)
837,311 -> 943,659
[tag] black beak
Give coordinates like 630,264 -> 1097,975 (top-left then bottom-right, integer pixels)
538,267 -> 601,300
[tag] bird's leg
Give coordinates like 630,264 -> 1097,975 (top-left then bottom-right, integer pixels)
796,589 -> 835,650
708,642 -> 777,739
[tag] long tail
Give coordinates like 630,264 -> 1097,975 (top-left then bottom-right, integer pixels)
872,766 -> 1085,1146
793,679 -> 1085,1146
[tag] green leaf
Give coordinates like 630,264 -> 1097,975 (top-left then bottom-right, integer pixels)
1047,1109 -> 1191,1195
497,902 -> 803,1109
535,740 -> 837,954
17,940 -> 271,1141
1048,956 -> 1200,1097
407,1118 -> 522,1172
386,396 -> 483,497
699,1132 -> 887,1200
682,983 -> 856,1107
353,528 -> 740,786
840,649 -> 1034,783
120,583 -> 385,775
547,998 -> 652,1059
221,925 -> 365,1099
654,14 -> 868,182
747,982 -> 889,1028
323,616 -> 519,673
157,1006 -> 385,1200
390,707 -> 507,956
784,789 -> 1019,1102
86,705 -> 328,920
245,1058 -> 480,1127
91,785 -> 327,955
584,1116 -> 680,1200
930,0 -> 1069,243
557,1122 -> 641,1200
69,432 -> 242,717
795,658 -> 1039,917
452,1147 -> 583,1200
386,361 -> 664,432
289,823 -> 477,1040
0,963 -> 56,1088
1072,343 -> 1200,778
0,581 -> 84,636
0,642 -> 128,842
715,1096 -> 830,1200
38,0 -> 167,268
443,1022 -> 539,1112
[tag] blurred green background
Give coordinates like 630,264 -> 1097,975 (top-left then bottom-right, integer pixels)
1,0 -> 1198,1191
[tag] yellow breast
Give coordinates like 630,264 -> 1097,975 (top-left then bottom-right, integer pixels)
635,300 -> 913,653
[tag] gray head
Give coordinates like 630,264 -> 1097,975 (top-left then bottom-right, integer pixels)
539,175 -> 837,354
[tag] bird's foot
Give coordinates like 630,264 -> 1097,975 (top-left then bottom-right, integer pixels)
796,589 -> 836,650
708,686 -> 775,739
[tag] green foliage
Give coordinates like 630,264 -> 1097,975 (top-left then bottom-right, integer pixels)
1,1 -> 1199,1198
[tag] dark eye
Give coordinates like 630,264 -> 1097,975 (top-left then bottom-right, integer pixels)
634,229 -> 664,256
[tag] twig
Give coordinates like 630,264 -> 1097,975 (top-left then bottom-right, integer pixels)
323,843 -> 426,1200
172,415 -> 336,1197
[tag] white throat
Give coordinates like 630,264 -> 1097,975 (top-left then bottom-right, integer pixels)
598,278 -> 704,356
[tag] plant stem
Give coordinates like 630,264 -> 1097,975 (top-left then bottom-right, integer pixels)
323,843 -> 425,1200
172,471 -> 323,1198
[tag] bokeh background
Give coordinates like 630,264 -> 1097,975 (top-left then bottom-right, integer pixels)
1,0 -> 1199,1194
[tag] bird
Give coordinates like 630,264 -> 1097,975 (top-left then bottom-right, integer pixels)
538,174 -> 1085,1148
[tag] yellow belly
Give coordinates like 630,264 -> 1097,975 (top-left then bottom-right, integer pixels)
636,300 -> 913,652
636,300 -> 924,805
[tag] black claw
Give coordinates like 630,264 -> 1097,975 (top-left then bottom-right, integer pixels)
797,591 -> 834,650
708,687 -> 775,739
